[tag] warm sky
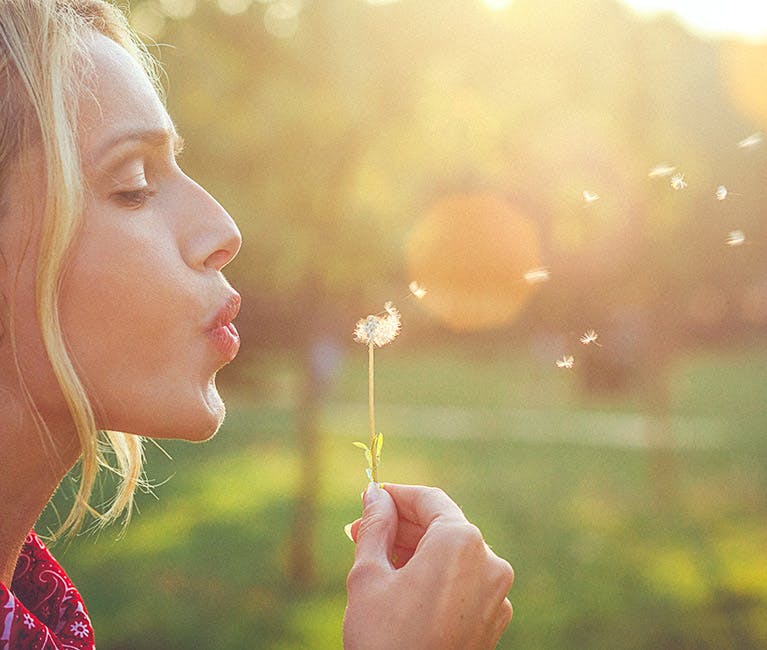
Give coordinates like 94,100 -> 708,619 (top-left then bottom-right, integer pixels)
616,0 -> 767,41
480,0 -> 767,42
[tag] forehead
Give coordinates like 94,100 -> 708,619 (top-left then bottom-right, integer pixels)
79,33 -> 173,163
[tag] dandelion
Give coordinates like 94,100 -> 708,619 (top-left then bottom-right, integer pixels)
408,281 -> 427,299
670,173 -> 687,190
726,230 -> 746,247
583,190 -> 600,204
556,355 -> 574,369
353,301 -> 401,348
648,163 -> 677,178
737,132 -> 763,149
715,185 -> 728,201
353,302 -> 401,484
579,329 -> 602,346
524,267 -> 550,284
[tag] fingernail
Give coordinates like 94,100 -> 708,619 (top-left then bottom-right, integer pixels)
343,523 -> 354,542
363,482 -> 381,505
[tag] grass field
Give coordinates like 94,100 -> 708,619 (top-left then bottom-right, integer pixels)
42,345 -> 767,648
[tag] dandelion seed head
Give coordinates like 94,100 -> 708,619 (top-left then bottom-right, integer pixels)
579,329 -> 600,345
738,132 -> 763,149
670,173 -> 687,190
524,267 -> 550,284
353,302 -> 401,347
556,355 -> 574,369
716,185 -> 728,201
408,281 -> 427,299
583,190 -> 600,204
648,163 -> 677,178
726,230 -> 745,247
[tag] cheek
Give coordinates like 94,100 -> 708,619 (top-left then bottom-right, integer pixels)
59,223 -> 197,421
58,213 -> 227,440
61,227 -> 182,363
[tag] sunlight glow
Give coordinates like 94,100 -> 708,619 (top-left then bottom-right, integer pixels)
483,0 -> 513,10
621,0 -> 767,41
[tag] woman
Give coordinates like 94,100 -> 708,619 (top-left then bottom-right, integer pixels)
0,1 -> 514,647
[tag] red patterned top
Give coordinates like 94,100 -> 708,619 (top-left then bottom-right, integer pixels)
0,532 -> 94,649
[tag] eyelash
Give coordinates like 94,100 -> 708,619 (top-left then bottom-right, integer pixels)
114,187 -> 155,209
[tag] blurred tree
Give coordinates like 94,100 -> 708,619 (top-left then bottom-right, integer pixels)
130,0 -> 767,581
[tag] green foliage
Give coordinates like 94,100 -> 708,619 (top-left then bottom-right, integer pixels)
47,346 -> 767,648
352,432 -> 384,483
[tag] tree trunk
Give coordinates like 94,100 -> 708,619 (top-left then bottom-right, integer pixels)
288,342 -> 322,589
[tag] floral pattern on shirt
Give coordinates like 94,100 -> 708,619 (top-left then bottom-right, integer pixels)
1,532 -> 94,649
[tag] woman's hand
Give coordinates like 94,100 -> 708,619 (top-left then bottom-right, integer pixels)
343,483 -> 514,649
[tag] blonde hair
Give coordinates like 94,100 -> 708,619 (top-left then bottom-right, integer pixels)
0,0 -> 162,536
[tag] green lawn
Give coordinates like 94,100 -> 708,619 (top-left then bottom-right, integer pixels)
43,345 -> 767,648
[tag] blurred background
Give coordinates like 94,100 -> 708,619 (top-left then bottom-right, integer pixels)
45,0 -> 767,647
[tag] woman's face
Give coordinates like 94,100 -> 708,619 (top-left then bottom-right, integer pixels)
4,32 -> 242,441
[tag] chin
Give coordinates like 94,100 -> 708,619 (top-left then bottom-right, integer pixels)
194,381 -> 228,440
106,383 -> 227,441
170,384 -> 227,442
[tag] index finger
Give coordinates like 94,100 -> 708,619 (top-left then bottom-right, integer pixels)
382,484 -> 468,528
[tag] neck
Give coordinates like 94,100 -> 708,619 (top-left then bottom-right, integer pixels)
0,391 -> 79,586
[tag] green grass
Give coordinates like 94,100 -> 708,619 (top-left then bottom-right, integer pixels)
42,346 -> 767,648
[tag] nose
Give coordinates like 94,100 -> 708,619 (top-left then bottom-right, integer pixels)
182,178 -> 242,271
203,218 -> 241,271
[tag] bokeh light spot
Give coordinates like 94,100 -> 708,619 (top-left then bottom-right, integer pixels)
264,0 -> 301,39
405,193 -> 542,331
129,2 -> 166,38
158,0 -> 196,20
217,0 -> 253,16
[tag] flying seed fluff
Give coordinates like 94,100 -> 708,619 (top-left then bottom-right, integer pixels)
0,0 -> 163,537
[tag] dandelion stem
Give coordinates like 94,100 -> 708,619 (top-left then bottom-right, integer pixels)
368,342 -> 378,483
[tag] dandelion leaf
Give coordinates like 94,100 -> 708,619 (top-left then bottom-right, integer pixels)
373,433 -> 384,463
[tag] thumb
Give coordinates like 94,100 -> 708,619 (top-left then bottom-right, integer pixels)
354,483 -> 398,568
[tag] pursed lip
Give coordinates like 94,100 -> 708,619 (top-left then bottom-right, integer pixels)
205,292 -> 241,361
206,293 -> 241,332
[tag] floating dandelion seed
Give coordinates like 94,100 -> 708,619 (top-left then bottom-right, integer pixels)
716,186 -> 728,201
408,281 -> 427,299
648,163 -> 677,178
556,355 -> 574,369
670,173 -> 687,190
738,132 -> 763,149
579,329 -> 602,346
583,190 -> 600,204
524,267 -> 550,284
726,230 -> 746,247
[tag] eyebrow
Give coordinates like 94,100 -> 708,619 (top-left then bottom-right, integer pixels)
94,127 -> 185,170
